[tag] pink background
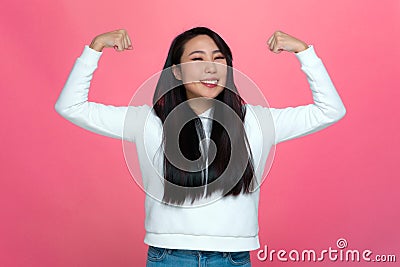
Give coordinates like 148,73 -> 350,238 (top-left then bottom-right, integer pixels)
1,0 -> 399,266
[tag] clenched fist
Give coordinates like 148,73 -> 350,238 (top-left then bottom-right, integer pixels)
89,29 -> 133,52
267,31 -> 308,54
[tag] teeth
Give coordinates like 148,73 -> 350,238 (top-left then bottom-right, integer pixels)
201,80 -> 218,85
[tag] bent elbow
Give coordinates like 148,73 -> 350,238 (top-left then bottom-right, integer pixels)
319,104 -> 346,125
54,100 -> 75,119
341,106 -> 347,118
54,102 -> 63,115
331,104 -> 347,123
54,101 -> 67,117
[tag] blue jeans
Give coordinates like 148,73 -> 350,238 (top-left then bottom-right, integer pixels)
146,245 -> 252,267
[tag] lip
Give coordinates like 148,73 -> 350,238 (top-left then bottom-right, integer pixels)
200,77 -> 219,82
199,78 -> 220,88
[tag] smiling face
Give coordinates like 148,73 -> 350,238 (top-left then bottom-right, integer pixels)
172,35 -> 228,100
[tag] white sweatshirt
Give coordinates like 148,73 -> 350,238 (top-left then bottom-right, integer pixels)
55,45 -> 346,252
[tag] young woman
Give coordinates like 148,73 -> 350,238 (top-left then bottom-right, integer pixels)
55,27 -> 346,266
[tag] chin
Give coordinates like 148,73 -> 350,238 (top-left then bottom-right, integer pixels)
186,85 -> 225,100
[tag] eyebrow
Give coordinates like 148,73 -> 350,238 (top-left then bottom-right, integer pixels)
188,49 -> 222,56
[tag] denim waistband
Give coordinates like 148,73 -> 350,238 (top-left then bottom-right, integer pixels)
149,245 -> 248,258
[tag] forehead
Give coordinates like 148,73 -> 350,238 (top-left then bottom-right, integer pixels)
182,35 -> 220,55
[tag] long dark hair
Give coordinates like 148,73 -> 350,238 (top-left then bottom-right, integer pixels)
152,27 -> 255,205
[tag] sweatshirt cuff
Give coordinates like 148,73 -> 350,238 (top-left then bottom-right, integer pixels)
78,45 -> 103,68
295,45 -> 322,67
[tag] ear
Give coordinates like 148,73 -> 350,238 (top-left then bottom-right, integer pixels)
172,64 -> 182,80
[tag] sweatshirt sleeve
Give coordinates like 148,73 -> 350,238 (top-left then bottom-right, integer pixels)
268,45 -> 346,144
54,45 -> 144,143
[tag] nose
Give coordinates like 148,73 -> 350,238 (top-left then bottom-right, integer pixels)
204,61 -> 217,74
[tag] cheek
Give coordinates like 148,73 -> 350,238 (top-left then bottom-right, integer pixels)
180,65 -> 202,83
182,83 -> 203,98
218,66 -> 228,86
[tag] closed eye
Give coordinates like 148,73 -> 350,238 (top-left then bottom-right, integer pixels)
190,56 -> 225,61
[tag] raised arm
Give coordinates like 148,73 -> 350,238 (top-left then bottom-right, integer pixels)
54,29 -> 146,143
266,31 -> 346,144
